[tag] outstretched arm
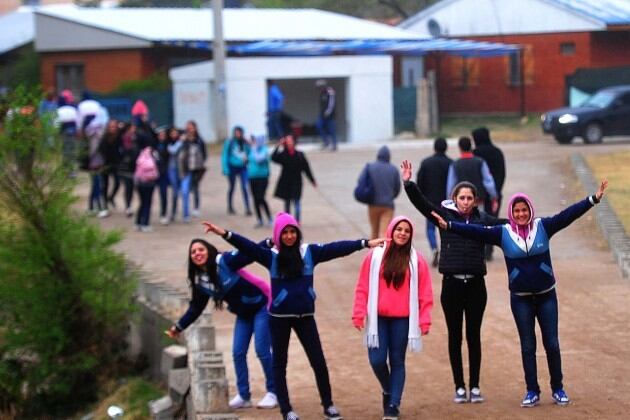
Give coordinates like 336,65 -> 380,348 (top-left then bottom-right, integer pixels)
432,211 -> 502,246
311,237 -> 388,264
202,221 -> 273,268
542,179 -> 608,237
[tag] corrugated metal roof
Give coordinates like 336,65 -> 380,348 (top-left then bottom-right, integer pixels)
550,0 -> 630,25
0,7 -> 34,55
36,6 -> 425,42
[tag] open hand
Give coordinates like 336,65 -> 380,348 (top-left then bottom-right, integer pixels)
202,221 -> 226,236
400,160 -> 413,182
596,179 -> 608,201
431,211 -> 448,230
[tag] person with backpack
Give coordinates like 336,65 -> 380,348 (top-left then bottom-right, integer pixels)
178,121 -> 206,222
134,146 -> 160,232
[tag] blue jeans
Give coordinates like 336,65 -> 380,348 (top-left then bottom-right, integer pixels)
510,289 -> 563,393
316,116 -> 337,149
168,166 -> 180,219
228,165 -> 251,213
267,111 -> 284,140
283,199 -> 301,223
368,317 -> 409,408
180,173 -> 192,219
89,173 -> 104,211
232,307 -> 275,400
426,218 -> 438,251
158,172 -> 169,217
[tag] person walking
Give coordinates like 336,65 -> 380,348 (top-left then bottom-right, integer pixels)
416,137 -> 452,267
315,79 -> 337,151
271,134 -> 316,223
446,136 -> 498,215
201,213 -> 386,420
247,134 -> 273,228
358,146 -> 400,239
118,123 -> 140,217
166,238 -> 278,410
222,126 -> 252,216
432,180 -> 608,408
353,216 -> 433,420
178,121 -> 207,222
133,146 -> 159,232
472,127 -> 506,260
99,119 -> 122,211
167,127 -> 183,222
155,127 -> 171,225
401,159 -> 507,404
267,80 -> 285,140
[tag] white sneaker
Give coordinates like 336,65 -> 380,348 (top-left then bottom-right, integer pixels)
97,209 -> 110,218
159,216 -> 169,225
140,225 -> 153,233
256,392 -> 277,409
125,207 -> 134,217
454,387 -> 467,403
470,387 -> 484,403
191,209 -> 201,218
229,394 -> 252,409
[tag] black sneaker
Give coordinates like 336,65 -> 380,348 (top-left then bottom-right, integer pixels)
382,392 -> 390,412
323,405 -> 343,420
383,404 -> 400,420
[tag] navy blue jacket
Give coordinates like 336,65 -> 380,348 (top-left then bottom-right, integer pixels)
449,196 -> 597,294
225,232 -> 366,317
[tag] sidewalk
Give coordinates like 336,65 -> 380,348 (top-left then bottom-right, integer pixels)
91,139 -> 630,419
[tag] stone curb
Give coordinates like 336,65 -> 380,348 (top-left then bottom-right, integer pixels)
571,153 -> 630,278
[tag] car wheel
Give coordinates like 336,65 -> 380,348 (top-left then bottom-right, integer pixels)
583,122 -> 603,144
554,135 -> 573,144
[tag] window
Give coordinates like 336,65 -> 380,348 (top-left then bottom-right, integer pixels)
505,46 -> 534,86
560,42 -> 576,56
55,63 -> 84,97
449,56 -> 479,88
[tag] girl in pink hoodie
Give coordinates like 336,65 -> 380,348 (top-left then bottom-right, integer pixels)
353,216 -> 433,420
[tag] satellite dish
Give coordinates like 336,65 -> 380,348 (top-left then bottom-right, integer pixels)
427,19 -> 442,37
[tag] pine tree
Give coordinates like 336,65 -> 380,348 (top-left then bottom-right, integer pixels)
0,87 -> 137,416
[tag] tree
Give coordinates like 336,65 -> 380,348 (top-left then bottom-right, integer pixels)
0,88 -> 137,417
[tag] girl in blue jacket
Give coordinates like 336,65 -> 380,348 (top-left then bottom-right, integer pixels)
433,180 -> 608,408
166,238 -> 277,410
202,213 -> 385,420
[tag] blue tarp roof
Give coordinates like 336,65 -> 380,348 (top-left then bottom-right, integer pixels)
551,0 -> 630,26
160,38 -> 520,57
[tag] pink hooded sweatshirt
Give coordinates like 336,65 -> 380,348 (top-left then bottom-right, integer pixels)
507,192 -> 535,240
352,216 -> 433,334
273,211 -> 300,249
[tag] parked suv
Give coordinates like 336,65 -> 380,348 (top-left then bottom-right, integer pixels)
541,85 -> 630,144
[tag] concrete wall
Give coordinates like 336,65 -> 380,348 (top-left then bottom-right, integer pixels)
170,55 -> 393,144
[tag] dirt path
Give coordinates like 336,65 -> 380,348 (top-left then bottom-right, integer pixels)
99,137 -> 630,419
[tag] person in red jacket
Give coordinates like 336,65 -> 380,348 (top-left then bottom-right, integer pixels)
353,216 -> 433,420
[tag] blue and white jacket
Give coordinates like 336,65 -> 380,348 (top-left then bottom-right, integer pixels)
448,195 -> 599,294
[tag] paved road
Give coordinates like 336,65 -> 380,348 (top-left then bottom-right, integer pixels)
96,137 -> 630,419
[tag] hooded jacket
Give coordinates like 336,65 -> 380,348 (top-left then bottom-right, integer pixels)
247,135 -> 270,179
352,216 -> 433,333
472,128 -> 506,196
175,249 -> 271,331
448,194 -> 599,293
363,146 -> 401,208
224,212 -> 368,316
404,180 -> 506,275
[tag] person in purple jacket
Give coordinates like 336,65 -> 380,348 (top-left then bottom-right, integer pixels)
432,180 -> 608,408
166,238 -> 277,410
202,213 -> 386,420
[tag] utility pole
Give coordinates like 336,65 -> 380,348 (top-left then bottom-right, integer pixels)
212,0 -> 228,142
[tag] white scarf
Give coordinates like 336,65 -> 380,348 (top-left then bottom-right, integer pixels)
365,245 -> 422,352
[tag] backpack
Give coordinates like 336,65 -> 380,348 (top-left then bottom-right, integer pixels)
353,163 -> 375,204
134,147 -> 159,183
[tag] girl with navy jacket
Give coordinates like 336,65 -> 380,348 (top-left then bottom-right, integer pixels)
202,213 -> 386,420
166,238 -> 277,410
433,180 -> 608,408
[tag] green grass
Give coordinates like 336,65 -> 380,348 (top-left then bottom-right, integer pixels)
586,152 -> 630,234
78,377 -> 164,420
437,113 -> 542,142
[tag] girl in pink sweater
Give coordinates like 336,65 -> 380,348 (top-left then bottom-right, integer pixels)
352,216 -> 433,420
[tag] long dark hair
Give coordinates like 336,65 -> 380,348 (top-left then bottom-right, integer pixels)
277,228 -> 304,278
188,239 -> 223,309
382,221 -> 412,290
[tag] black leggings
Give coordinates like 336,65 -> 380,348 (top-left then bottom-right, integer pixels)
249,178 -> 271,223
269,315 -> 333,416
440,275 -> 487,390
